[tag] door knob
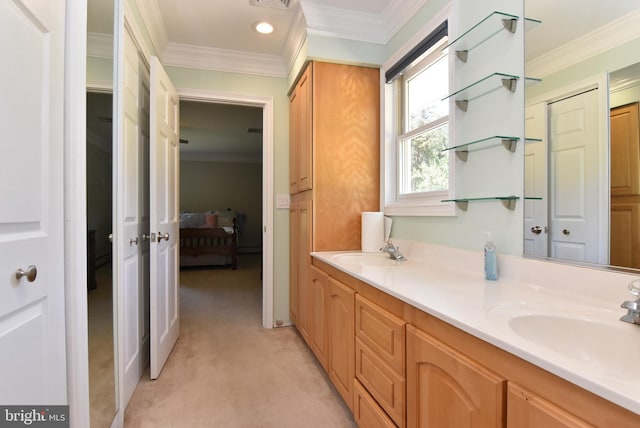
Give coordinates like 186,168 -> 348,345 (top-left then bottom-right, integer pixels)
142,233 -> 150,241
531,226 -> 542,235
562,229 -> 570,236
108,233 -> 113,243
130,237 -> 139,245
158,232 -> 170,242
15,265 -> 37,282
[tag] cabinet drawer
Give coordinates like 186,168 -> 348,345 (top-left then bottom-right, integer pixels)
355,294 -> 406,373
354,379 -> 397,428
356,338 -> 405,427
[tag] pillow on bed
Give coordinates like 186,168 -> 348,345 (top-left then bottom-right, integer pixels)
205,213 -> 218,228
180,212 -> 206,228
210,209 -> 236,227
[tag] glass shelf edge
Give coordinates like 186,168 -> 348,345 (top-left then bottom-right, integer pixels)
443,72 -> 520,101
442,11 -> 519,53
443,135 -> 519,152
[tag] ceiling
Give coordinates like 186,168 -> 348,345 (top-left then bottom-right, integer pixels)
87,1 -> 640,161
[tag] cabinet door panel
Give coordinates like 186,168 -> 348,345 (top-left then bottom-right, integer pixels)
298,66 -> 312,192
407,325 -> 506,428
354,379 -> 397,428
328,277 -> 355,411
297,199 -> 312,343
309,265 -> 329,370
289,201 -> 299,323
508,383 -> 594,428
289,89 -> 299,194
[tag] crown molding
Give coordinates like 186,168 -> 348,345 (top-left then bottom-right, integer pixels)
134,0 -> 168,55
162,43 -> 287,78
282,4 -> 308,78
87,32 -> 113,59
382,0 -> 430,42
301,1 -> 386,44
300,0 -> 428,45
526,9 -> 640,78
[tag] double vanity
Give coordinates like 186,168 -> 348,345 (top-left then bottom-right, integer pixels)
309,241 -> 640,427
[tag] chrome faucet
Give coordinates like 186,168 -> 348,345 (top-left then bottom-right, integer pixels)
621,280 -> 640,325
380,239 -> 407,261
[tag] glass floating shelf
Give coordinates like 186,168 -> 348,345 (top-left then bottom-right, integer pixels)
443,73 -> 519,112
524,197 -> 543,200
525,76 -> 542,87
524,137 -> 543,143
443,136 -> 518,161
443,11 -> 519,63
441,196 -> 520,211
525,17 -> 542,32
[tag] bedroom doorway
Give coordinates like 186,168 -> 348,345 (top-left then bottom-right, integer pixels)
177,90 -> 274,328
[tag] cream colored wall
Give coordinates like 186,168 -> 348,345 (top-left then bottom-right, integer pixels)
166,67 -> 290,323
180,160 -> 263,251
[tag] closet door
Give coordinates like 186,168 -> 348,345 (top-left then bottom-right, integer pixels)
149,56 -> 180,379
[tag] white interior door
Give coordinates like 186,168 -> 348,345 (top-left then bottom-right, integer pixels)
524,103 -> 549,257
548,89 -> 602,263
150,56 -> 180,379
114,21 -> 145,405
0,0 -> 67,404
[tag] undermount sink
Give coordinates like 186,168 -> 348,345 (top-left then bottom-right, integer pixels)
330,252 -> 399,267
488,303 -> 640,376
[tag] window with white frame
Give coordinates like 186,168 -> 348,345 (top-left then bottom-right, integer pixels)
384,21 -> 454,216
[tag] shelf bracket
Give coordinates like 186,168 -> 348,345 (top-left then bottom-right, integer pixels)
454,201 -> 469,211
501,78 -> 518,92
455,50 -> 468,63
455,150 -> 468,162
501,138 -> 518,152
501,199 -> 517,210
455,100 -> 469,112
501,18 -> 518,33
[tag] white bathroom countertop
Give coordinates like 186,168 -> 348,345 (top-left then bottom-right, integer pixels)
311,240 -> 640,416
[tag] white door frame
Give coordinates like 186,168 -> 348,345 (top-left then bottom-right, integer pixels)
178,88 -> 274,329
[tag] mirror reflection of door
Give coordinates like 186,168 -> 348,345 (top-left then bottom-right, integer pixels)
524,88 -> 605,264
86,91 -> 117,427
524,103 -> 548,257
610,62 -> 640,268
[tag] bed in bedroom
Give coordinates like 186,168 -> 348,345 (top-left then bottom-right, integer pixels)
179,210 -> 239,269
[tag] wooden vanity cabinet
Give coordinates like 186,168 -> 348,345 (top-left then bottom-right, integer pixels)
507,383 -> 594,428
328,276 -> 356,410
309,265 -> 329,370
406,324 -> 506,427
355,295 -> 406,427
308,259 -> 640,428
289,60 -> 380,409
289,64 -> 312,194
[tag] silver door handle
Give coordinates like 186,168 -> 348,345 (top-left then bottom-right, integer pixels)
142,233 -> 149,241
562,229 -> 570,236
130,237 -> 139,245
108,233 -> 113,243
158,232 -> 170,242
531,226 -> 542,235
15,265 -> 37,282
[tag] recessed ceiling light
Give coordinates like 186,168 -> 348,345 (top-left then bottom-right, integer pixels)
255,22 -> 274,34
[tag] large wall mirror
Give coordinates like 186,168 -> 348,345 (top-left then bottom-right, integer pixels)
524,0 -> 640,270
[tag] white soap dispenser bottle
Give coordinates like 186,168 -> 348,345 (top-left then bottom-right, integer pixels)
483,232 -> 498,281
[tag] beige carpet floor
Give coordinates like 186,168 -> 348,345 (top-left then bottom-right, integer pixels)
88,262 -> 117,428
124,254 -> 356,428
